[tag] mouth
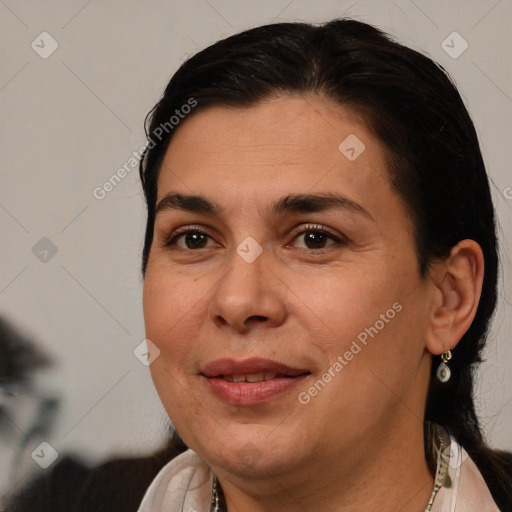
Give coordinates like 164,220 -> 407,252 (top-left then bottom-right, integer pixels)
201,357 -> 310,406
218,372 -> 296,383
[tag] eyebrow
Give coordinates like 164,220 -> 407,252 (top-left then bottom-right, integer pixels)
156,193 -> 218,216
270,193 -> 372,219
155,192 -> 373,220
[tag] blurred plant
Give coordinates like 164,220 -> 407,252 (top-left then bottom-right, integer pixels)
0,315 -> 59,474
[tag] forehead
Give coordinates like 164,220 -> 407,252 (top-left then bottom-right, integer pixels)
156,95 -> 394,216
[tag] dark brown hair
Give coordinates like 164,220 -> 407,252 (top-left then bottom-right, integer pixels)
139,18 -> 511,508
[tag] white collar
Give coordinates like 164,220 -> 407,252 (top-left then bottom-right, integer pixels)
137,449 -> 213,512
430,434 -> 500,511
137,434 -> 500,512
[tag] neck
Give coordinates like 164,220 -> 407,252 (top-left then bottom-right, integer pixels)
214,417 -> 434,512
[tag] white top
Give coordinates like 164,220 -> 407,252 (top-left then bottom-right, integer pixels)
137,436 -> 501,512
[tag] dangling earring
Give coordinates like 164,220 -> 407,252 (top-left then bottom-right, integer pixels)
436,350 -> 452,383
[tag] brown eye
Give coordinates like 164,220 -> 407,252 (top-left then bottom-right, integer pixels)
165,229 -> 217,250
290,224 -> 348,251
300,231 -> 331,249
180,232 -> 210,249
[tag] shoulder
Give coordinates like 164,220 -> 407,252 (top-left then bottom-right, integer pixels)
4,444 -> 183,512
3,455 -> 90,512
73,447 -> 177,512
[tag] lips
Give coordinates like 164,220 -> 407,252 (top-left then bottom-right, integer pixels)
223,372 -> 281,383
201,357 -> 310,406
202,357 -> 308,377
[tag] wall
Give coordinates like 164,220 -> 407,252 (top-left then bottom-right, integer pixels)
1,0 -> 511,497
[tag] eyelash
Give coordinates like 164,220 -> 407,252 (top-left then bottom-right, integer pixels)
163,226 -> 213,249
293,224 -> 350,250
163,224 -> 348,251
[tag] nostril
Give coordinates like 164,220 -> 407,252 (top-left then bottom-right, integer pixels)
216,316 -> 229,327
247,315 -> 268,323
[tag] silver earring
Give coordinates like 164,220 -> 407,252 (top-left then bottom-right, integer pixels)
436,350 -> 452,383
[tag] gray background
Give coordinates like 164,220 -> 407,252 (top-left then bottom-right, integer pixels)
1,0 -> 511,497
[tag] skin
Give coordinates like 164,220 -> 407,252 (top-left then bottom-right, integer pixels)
142,95 -> 484,512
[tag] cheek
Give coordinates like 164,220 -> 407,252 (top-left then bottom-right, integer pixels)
281,262 -> 404,347
143,272 -> 206,426
305,306 -> 425,436
296,265 -> 425,397
143,262 -> 205,330
143,269 -> 205,374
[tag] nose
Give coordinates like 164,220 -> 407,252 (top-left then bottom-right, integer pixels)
208,245 -> 287,333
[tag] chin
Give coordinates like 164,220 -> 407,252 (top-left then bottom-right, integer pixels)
194,431 -> 305,480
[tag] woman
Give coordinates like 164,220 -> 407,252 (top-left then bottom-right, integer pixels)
137,18 -> 511,512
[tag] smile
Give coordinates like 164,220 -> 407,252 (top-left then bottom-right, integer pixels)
221,372 -> 288,382
201,357 -> 310,406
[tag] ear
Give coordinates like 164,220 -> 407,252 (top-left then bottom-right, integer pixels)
425,239 -> 485,356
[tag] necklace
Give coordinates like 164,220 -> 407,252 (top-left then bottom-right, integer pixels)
210,474 -> 226,512
424,422 -> 452,511
209,423 -> 452,512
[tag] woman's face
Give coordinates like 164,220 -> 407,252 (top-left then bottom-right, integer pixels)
143,95 -> 435,480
